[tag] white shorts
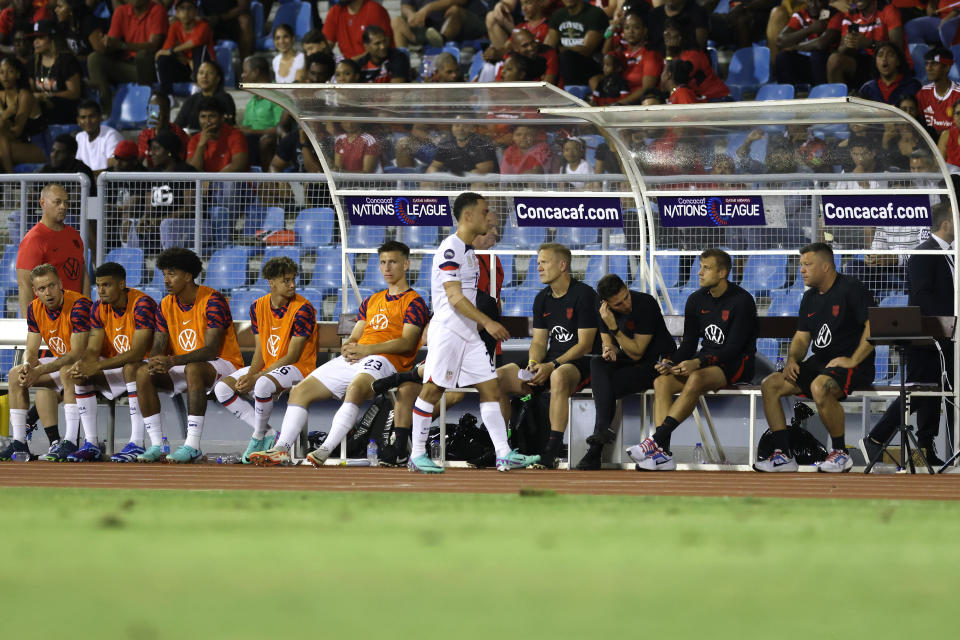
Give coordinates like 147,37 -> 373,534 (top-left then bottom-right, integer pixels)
166,358 -> 238,396
308,355 -> 397,400
38,356 -> 62,391
422,328 -> 495,389
230,364 -> 304,391
92,366 -> 127,400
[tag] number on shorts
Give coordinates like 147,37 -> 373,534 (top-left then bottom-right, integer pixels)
363,359 -> 383,372
273,366 -> 290,376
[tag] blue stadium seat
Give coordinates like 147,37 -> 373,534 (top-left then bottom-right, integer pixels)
653,254 -> 681,289
229,287 -> 267,318
309,249 -> 350,293
500,286 -> 538,317
565,85 -> 591,101
951,45 -> 960,82
726,46 -> 770,99
522,255 -> 543,287
501,224 -> 546,250
398,225 -> 439,248
140,287 -> 163,304
205,247 -> 249,291
767,289 -> 801,317
251,1 -> 265,46
680,257 -> 700,289
873,345 -> 891,384
755,83 -> 794,101
879,292 -> 908,307
468,51 -> 486,82
0,244 -> 19,295
298,287 -> 327,317
244,206 -> 284,235
910,43 -> 930,83
553,227 -> 599,249
295,207 -> 335,248
662,287 -> 687,313
160,218 -> 195,251
756,338 -> 781,362
714,0 -> 731,12
108,83 -> 151,129
740,255 -> 787,294
333,287 -> 375,318
360,255 -> 384,289
412,257 -> 433,288
584,254 -> 629,286
808,83 -> 847,99
905,16 -> 941,45
258,1 -> 312,49
496,254 -> 514,288
215,43 -> 236,87
14,163 -> 43,173
0,348 -> 16,380
104,247 -> 144,287
348,225 -> 386,248
254,247 -> 300,286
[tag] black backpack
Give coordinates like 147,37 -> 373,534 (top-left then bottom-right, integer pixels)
757,402 -> 828,465
508,390 -> 550,456
342,394 -> 395,457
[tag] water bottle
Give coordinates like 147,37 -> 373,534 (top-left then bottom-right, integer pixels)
217,455 -> 240,464
161,436 -> 170,456
366,439 -> 378,465
430,439 -> 442,463
694,442 -> 707,465
11,451 -> 31,462
776,357 -> 785,372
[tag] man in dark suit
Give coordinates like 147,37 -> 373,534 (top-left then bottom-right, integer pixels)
860,203 -> 956,466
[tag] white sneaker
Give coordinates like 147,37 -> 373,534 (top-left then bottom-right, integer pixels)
626,437 -> 658,464
753,449 -> 799,472
818,449 -> 853,473
635,446 -> 676,471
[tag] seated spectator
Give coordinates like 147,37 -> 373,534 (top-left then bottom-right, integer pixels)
497,52 -> 535,80
29,20 -> 82,125
427,121 -> 497,174
174,60 -> 236,131
304,51 -> 336,83
714,0 -> 780,50
394,0 -> 459,49
137,90 -> 190,167
74,98 -> 123,174
662,18 -> 729,101
661,57 -> 699,104
53,0 -> 108,61
301,29 -> 331,57
106,139 -> 143,171
487,0 -> 550,54
36,133 -> 94,188
0,0 -> 53,50
437,1 -> 491,45
0,54 -> 45,172
858,41 -> 920,105
88,0 -> 168,119
357,25 -> 411,83
772,0 -> 841,88
937,103 -> 960,167
560,136 -> 594,189
238,56 -> 283,168
882,94 -> 929,169
828,0 -> 909,89
272,23 -> 305,83
187,96 -> 249,172
917,45 -> 960,133
200,0 -> 254,60
426,51 -> 463,81
334,57 -> 362,83
596,10 -> 663,104
333,121 -> 381,172
155,0 -> 215,95
591,53 -> 630,105
500,124 -> 552,174
546,0 -> 609,86
395,123 -> 438,168
507,27 -> 558,84
324,0 -> 392,60
643,0 -> 708,53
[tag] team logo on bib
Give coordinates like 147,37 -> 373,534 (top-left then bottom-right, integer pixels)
369,312 -> 390,330
551,325 -> 574,343
178,329 -> 197,351
267,333 -> 282,357
815,324 -> 832,348
704,324 -> 725,344
113,334 -> 130,353
47,336 -> 66,355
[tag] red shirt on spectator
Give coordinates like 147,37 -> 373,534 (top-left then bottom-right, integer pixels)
787,6 -> 843,42
161,18 -> 216,67
187,123 -> 248,172
677,49 -> 729,99
513,18 -> 550,43
500,142 -> 551,173
334,132 -> 381,171
668,85 -> 699,104
608,34 -> 663,91
496,48 -> 560,84
323,0 -> 392,60
0,3 -> 53,37
917,81 -> 960,132
16,222 -> 86,293
946,127 -> 960,166
138,123 -> 190,164
840,5 -> 909,63
108,1 -> 169,60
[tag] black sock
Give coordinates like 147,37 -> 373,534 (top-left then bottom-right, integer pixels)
394,427 -> 411,454
652,417 -> 680,451
44,425 -> 60,444
771,429 -> 791,457
545,430 -> 564,457
831,435 -> 846,452
26,405 -> 39,427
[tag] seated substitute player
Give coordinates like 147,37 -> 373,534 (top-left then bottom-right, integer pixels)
1,264 -> 92,462
495,242 -> 599,469
213,256 -> 318,464
133,248 -> 244,464
754,243 -> 875,473
250,241 -> 428,467
575,273 -> 677,470
627,249 -> 758,471
407,192 -> 539,473
67,262 -> 157,462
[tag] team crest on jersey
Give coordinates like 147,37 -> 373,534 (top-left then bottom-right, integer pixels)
113,334 -> 130,353
48,336 -> 66,355
369,312 -> 390,330
566,307 -> 573,319
832,305 -> 839,317
721,309 -> 730,322
625,320 -> 634,331
444,249 -> 455,259
949,106 -> 954,118
178,329 -> 197,351
267,333 -> 282,357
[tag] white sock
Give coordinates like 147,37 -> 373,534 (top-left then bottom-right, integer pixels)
64,404 -> 80,444
184,414 -> 204,450
75,385 -> 98,444
252,376 -> 278,438
143,413 -> 163,446
224,393 -> 256,429
10,408 -> 27,442
275,404 -> 307,450
411,398 -> 434,458
323,402 -> 360,452
480,401 -> 512,458
126,382 -> 144,446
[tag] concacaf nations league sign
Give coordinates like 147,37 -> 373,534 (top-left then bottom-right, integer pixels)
346,195 -> 453,226
657,195 -> 766,227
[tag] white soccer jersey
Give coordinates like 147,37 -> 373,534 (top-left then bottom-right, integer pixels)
431,233 -> 480,340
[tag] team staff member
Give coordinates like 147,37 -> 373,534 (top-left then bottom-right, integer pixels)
68,262 -> 157,462
861,205 -> 955,467
213,257 -> 318,464
627,248 -> 757,471
495,242 -> 599,469
755,242 -> 876,473
133,248 -> 243,464
250,242 -> 428,468
576,273 -> 676,470
0,264 -> 91,461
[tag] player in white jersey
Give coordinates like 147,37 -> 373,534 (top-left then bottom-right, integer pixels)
408,192 -> 540,473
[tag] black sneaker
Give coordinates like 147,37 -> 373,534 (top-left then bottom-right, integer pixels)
377,443 -> 409,467
913,445 -> 944,467
532,451 -> 557,469
574,444 -> 603,470
371,373 -> 402,395
585,429 -> 616,447
858,436 -> 885,466
0,439 -> 30,461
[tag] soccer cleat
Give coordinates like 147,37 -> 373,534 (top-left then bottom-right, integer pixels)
574,444 -> 603,470
0,439 -> 30,461
531,451 -> 556,469
166,445 -> 203,464
137,444 -> 166,463
305,446 -> 331,468
635,445 -> 676,471
626,437 -> 658,464
408,453 -> 444,474
249,447 -> 292,467
753,449 -> 799,472
40,439 -> 77,462
371,372 -> 402,395
377,443 -> 408,467
858,437 -> 884,467
818,449 -> 853,473
241,433 -> 276,464
496,449 -> 540,472
111,442 -> 145,463
67,441 -> 102,462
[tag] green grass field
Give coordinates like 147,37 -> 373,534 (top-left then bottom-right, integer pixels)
2,488 -> 958,639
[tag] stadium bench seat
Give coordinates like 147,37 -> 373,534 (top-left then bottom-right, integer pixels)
726,46 -> 770,99
229,287 -> 267,316
501,224 -> 546,250
257,1 -> 312,50
244,205 -> 284,235
767,289 -> 801,317
348,225 -> 386,248
739,254 -> 788,294
108,83 -> 151,130
755,83 -> 794,101
254,247 -> 300,286
295,207 -> 335,249
0,244 -> 18,296
398,225 -> 439,248
584,254 -> 629,286
104,247 -> 144,287
807,83 -> 847,99
565,85 -> 591,101
553,226 -> 599,249
205,247 -> 250,291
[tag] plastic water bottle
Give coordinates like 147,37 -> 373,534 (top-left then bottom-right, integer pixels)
776,357 -> 785,372
11,451 -> 31,462
430,439 -> 442,463
161,436 -> 170,456
217,455 -> 240,464
694,442 -> 707,465
366,439 -> 378,465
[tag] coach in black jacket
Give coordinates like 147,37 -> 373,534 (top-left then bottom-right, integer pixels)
861,203 -> 956,466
